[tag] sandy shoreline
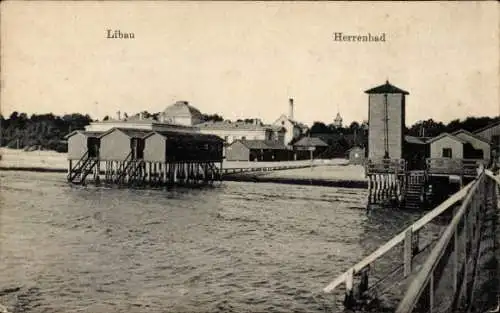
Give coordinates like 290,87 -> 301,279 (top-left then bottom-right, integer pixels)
0,148 -> 367,187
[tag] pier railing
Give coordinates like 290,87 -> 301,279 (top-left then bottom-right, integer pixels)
323,179 -> 476,309
395,170 -> 498,313
426,158 -> 489,177
323,169 -> 499,312
365,158 -> 406,175
220,164 -> 318,175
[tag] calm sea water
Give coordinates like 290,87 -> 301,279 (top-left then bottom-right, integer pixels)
0,171 -> 427,313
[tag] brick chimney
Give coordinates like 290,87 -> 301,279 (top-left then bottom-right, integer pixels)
117,110 -> 121,120
288,98 -> 294,120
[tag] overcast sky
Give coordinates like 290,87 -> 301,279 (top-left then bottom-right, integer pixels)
1,1 -> 499,126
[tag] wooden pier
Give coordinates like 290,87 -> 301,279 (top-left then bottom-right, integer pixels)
323,169 -> 500,312
366,157 -> 488,210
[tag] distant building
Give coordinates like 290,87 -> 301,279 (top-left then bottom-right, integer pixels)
84,111 -> 198,133
427,132 -> 488,160
334,112 -> 343,128
366,80 -> 409,160
272,98 -> 309,145
293,136 -> 329,160
197,120 -> 286,145
225,139 -> 290,162
452,129 -> 490,159
160,101 -> 204,126
403,135 -> 431,170
474,121 -> 500,161
347,146 -> 366,165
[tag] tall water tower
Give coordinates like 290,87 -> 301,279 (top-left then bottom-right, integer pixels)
365,81 -> 409,160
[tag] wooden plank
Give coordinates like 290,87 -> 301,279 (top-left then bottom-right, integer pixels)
395,174 -> 483,313
323,179 -> 475,293
404,228 -> 413,277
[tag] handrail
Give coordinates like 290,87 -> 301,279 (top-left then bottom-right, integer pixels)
323,179 -> 475,294
395,172 -> 485,312
221,164 -> 317,175
67,150 -> 90,180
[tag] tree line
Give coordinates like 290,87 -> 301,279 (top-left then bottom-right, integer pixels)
0,111 -> 225,152
1,110 -> 498,153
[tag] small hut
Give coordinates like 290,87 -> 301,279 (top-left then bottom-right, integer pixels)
225,139 -> 290,161
65,130 -> 104,160
346,146 -> 366,165
293,137 -> 328,160
99,128 -> 151,161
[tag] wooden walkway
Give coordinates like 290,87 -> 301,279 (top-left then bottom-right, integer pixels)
323,169 -> 500,312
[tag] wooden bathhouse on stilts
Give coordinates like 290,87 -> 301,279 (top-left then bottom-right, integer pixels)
65,125 -> 224,187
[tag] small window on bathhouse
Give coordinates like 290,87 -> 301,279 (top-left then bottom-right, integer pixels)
442,148 -> 452,158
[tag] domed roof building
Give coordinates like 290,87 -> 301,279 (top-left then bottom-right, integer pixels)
160,101 -> 204,126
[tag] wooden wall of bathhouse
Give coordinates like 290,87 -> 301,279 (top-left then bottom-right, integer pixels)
476,124 -> 500,162
99,130 -> 133,161
476,123 -> 500,143
225,141 -> 250,161
368,93 -> 405,159
67,133 -> 89,160
430,137 -> 464,159
455,133 -> 490,159
143,133 -> 166,162
162,137 -> 223,162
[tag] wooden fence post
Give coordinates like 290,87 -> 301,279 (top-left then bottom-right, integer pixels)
404,228 -> 413,277
344,268 -> 355,309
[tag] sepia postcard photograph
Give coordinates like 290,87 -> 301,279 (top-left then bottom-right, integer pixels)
0,1 -> 499,312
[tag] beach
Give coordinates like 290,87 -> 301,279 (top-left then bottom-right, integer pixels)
0,148 -> 367,187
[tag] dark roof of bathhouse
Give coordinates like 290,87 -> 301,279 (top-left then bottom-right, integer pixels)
452,129 -> 490,144
365,81 -> 409,95
293,137 -> 328,147
474,120 -> 500,135
426,132 -> 467,144
235,139 -> 288,150
150,130 -> 223,142
63,130 -> 105,139
101,128 -> 153,138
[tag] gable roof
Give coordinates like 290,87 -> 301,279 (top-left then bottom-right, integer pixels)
452,129 -> 490,144
99,127 -> 153,139
364,80 -> 409,95
473,120 -> 500,134
427,132 -> 467,144
232,139 -> 287,150
64,130 -> 104,139
293,137 -> 328,147
404,135 -> 432,145
273,115 -> 309,130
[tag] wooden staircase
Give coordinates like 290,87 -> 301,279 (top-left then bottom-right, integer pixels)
67,151 -> 99,185
114,152 -> 133,185
126,160 -> 145,186
404,171 -> 426,210
113,153 -> 146,186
